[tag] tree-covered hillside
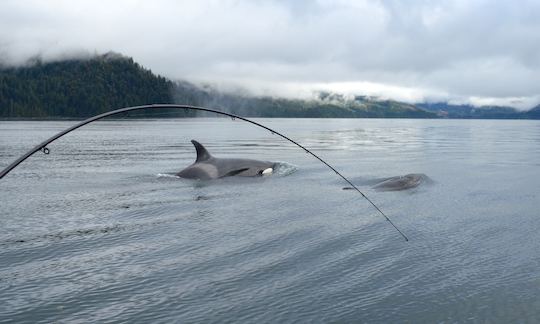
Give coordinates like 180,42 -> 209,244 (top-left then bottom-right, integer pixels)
417,102 -> 525,119
172,82 -> 437,118
2,54 -> 540,119
0,53 -> 439,118
525,105 -> 540,118
0,53 -> 174,118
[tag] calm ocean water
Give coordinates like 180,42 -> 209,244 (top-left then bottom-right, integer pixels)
1,118 -> 539,323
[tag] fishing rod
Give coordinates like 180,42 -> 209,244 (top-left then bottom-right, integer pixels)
0,104 -> 409,241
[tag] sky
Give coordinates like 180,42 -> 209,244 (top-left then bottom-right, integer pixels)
1,0 -> 539,109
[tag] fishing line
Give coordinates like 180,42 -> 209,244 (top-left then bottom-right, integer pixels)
0,104 -> 409,241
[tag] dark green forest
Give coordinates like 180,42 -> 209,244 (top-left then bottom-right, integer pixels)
0,53 -> 174,118
0,54 -> 436,118
0,53 -> 537,119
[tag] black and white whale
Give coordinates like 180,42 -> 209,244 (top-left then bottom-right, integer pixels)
177,140 -> 275,180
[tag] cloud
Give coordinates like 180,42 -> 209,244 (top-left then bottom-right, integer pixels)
1,0 -> 539,108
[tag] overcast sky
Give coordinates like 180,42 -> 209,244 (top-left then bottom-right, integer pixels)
1,0 -> 539,109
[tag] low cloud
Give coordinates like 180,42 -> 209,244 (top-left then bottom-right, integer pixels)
1,0 -> 539,109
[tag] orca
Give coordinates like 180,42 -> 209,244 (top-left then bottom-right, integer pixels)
371,173 -> 431,191
177,140 -> 275,180
343,173 -> 432,191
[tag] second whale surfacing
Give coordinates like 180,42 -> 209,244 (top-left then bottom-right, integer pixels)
343,173 -> 432,191
177,140 -> 275,180
371,173 -> 432,191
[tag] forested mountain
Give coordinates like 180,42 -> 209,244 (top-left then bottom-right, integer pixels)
172,82 -> 436,118
417,102 -> 526,119
1,54 -> 537,119
0,54 -> 437,118
0,53 -> 174,118
525,105 -> 540,118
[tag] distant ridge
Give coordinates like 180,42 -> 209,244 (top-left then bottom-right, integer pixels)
417,102 -> 527,119
0,53 -> 538,119
525,105 -> 540,118
172,83 -> 436,118
0,53 -> 435,118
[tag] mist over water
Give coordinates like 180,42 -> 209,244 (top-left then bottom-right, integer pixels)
1,118 -> 539,323
3,1 -> 540,108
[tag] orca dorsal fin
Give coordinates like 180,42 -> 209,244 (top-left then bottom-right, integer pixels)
191,140 -> 212,162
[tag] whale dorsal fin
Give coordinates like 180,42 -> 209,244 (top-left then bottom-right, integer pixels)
191,140 -> 212,162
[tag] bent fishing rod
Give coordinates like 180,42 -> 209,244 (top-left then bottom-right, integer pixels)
0,104 -> 409,241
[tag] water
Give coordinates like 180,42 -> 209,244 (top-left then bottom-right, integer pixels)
1,118 -> 539,323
